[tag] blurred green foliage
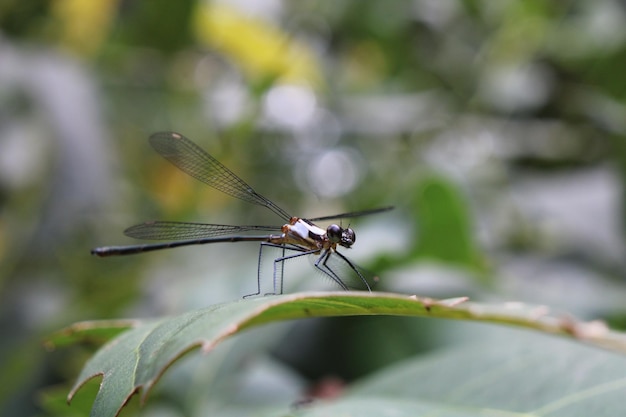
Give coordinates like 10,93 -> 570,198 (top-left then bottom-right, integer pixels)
1,0 -> 626,416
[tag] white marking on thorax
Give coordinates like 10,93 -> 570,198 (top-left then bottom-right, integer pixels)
292,219 -> 325,240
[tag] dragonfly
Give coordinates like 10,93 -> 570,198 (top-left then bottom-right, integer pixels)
91,132 -> 393,296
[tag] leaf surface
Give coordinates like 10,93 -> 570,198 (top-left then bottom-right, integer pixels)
293,331 -> 626,416
61,291 -> 626,417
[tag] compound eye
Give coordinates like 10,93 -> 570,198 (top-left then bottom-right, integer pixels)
341,228 -> 356,247
327,224 -> 342,243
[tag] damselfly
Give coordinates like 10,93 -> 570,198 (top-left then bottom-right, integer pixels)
92,132 -> 392,295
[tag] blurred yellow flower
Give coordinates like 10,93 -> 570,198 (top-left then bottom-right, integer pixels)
50,0 -> 118,55
193,2 -> 323,88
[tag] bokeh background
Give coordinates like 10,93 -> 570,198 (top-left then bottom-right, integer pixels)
2,0 -> 626,416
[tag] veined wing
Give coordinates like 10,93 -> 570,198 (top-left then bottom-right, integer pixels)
149,132 -> 292,221
307,206 -> 394,222
124,221 -> 282,241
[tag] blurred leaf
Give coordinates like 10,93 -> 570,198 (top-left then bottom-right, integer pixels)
413,176 -> 487,272
39,379 -> 103,417
113,0 -> 194,53
294,331 -> 626,417
0,0 -> 49,38
46,319 -> 139,349
0,338 -> 44,415
64,291 -> 626,416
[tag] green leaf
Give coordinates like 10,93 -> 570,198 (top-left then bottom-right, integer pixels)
293,331 -> 626,416
62,292 -> 626,417
45,319 -> 139,349
412,176 -> 486,272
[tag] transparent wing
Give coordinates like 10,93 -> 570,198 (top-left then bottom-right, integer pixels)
124,221 -> 281,241
149,132 -> 292,221
307,206 -> 393,222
